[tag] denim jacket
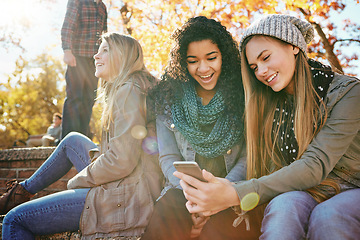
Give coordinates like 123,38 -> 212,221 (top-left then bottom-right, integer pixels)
156,114 -> 247,198
233,73 -> 360,206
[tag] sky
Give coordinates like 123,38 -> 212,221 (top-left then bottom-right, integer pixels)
1,0 -> 360,84
0,0 -> 67,83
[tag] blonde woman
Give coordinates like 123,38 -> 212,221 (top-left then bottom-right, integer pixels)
175,15 -> 360,239
1,32 -> 158,239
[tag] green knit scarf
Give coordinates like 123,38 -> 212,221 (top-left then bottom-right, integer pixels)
171,82 -> 242,158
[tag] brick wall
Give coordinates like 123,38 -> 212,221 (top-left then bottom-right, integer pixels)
0,147 -> 77,198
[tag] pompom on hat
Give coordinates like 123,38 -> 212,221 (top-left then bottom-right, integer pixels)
239,14 -> 314,54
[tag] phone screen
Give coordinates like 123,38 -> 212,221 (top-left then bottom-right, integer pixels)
173,161 -> 207,182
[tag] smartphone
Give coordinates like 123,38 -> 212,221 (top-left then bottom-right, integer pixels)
173,161 -> 207,182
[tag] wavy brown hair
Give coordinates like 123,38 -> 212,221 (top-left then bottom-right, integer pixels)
147,16 -> 244,128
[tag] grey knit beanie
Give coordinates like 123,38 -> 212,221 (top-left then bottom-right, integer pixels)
239,14 -> 314,53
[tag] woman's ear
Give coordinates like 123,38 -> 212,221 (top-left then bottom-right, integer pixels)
292,46 -> 300,55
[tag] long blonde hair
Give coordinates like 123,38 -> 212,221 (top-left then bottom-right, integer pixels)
96,32 -> 155,130
241,36 -> 339,202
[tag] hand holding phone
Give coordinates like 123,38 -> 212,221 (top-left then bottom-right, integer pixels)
173,161 -> 207,182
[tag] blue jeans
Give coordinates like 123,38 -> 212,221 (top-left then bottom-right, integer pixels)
2,132 -> 97,239
61,56 -> 98,139
260,189 -> 360,240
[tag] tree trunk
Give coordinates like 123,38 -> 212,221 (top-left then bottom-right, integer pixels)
299,8 -> 343,73
311,22 -> 343,73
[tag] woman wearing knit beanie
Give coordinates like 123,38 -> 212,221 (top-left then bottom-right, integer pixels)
175,14 -> 360,239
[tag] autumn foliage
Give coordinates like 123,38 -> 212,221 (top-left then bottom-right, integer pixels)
107,0 -> 359,75
1,0 -> 359,149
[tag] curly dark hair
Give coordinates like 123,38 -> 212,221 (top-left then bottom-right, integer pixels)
148,16 -> 244,124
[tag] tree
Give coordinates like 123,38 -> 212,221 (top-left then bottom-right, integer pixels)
287,0 -> 360,73
2,0 -> 359,148
0,54 -> 66,149
0,29 -> 24,53
107,0 -> 360,76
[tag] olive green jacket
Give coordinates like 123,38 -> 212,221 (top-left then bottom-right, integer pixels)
234,73 -> 360,206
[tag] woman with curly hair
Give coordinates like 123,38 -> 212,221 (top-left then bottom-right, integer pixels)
142,16 -> 257,240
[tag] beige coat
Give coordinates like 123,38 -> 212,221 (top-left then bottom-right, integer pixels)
67,81 -> 161,239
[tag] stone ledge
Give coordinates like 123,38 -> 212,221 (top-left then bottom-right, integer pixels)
0,147 -> 56,161
0,215 -> 141,239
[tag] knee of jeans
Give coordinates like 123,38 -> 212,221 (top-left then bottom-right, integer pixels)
310,201 -> 340,225
61,132 -> 85,145
265,191 -> 307,215
3,208 -> 20,225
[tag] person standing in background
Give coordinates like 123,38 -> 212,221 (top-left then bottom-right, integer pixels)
61,0 -> 107,139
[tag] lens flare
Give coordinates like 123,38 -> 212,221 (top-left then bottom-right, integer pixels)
240,192 -> 260,211
142,136 -> 159,155
131,125 -> 147,140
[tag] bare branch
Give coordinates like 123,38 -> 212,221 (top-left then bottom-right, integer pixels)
298,7 -> 343,73
334,39 -> 360,44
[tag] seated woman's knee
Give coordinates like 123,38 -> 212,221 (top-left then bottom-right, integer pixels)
61,132 -> 87,145
266,191 -> 311,213
310,200 -> 339,224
